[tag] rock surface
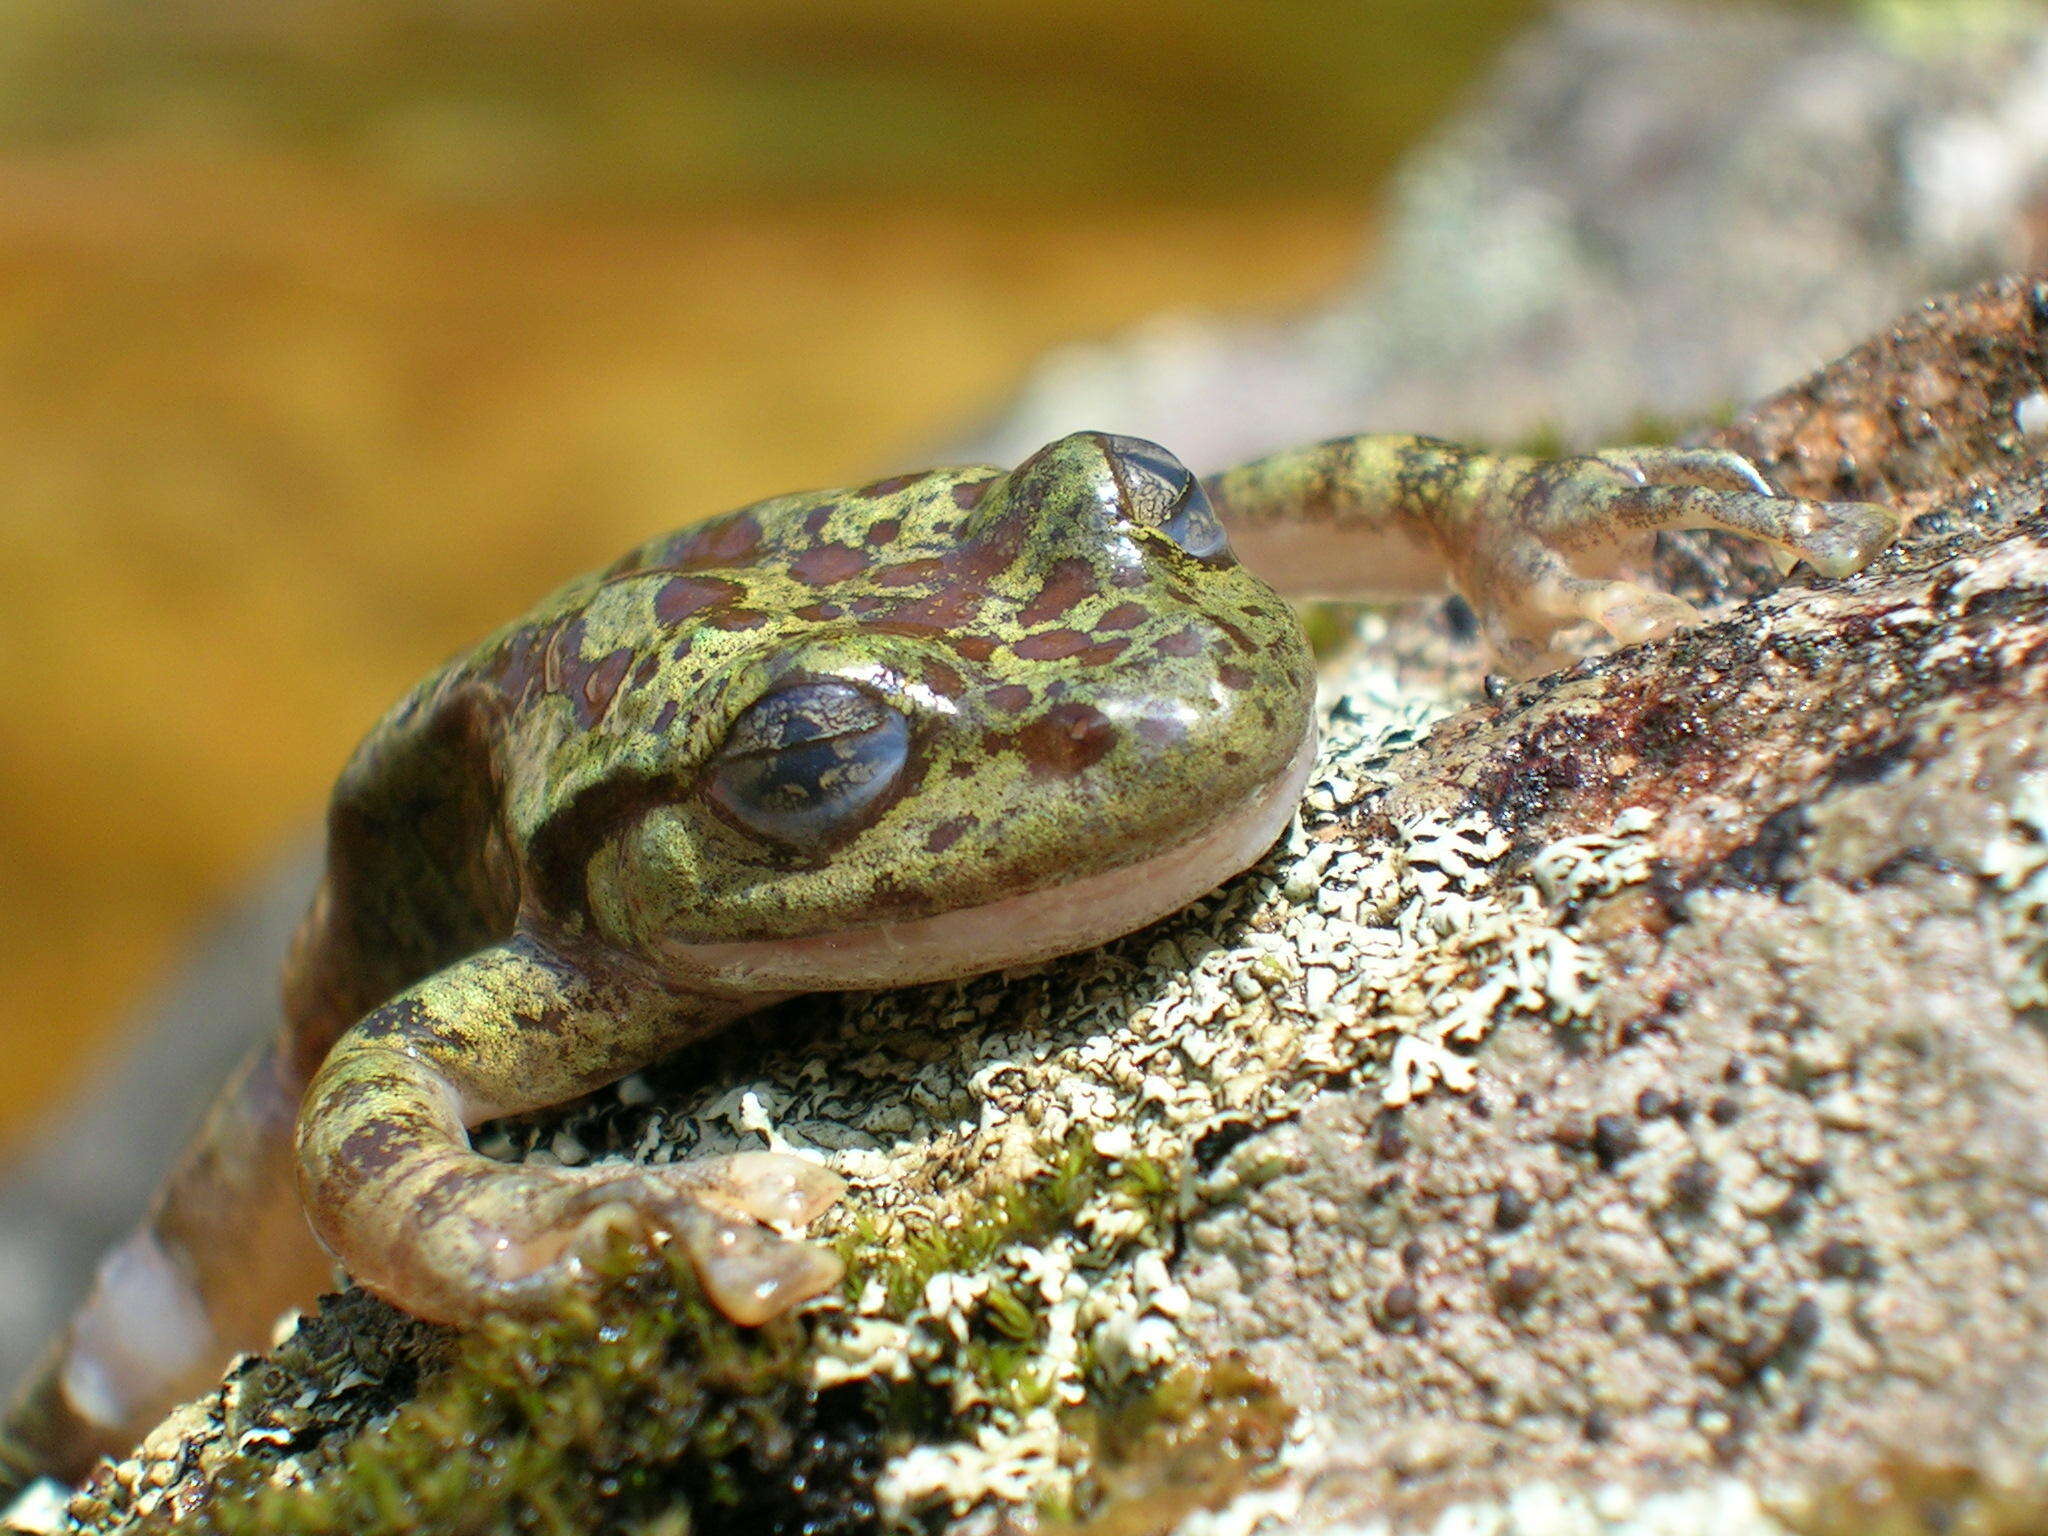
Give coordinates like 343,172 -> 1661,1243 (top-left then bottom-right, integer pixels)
1173,280 -> 2048,1534
45,277 -> 2048,1536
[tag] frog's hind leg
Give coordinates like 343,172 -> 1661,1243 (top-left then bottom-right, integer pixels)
1470,453 -> 1898,673
1205,433 -> 1899,676
1,1031 -> 334,1493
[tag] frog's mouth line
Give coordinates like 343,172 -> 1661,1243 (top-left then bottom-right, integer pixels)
666,722 -> 1319,993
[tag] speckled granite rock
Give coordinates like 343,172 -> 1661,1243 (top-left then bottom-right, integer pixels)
41,277 -> 2048,1536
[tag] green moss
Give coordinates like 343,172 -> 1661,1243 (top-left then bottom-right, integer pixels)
92,1136 -> 1213,1532
838,1133 -> 1173,1317
146,1244 -> 889,1536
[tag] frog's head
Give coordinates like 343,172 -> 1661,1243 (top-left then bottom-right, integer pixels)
559,431 -> 1316,992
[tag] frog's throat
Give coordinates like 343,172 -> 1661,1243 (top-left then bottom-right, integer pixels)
670,723 -> 1319,992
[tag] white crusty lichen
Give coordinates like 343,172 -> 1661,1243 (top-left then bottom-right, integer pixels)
1309,1473 -> 1795,1536
508,633 -> 1672,1527
1980,768 -> 2048,1008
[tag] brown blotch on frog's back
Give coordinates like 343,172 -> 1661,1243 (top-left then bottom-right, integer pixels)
655,575 -> 745,624
857,471 -> 927,498
1012,701 -> 1118,778
1012,630 -> 1130,666
486,624 -> 553,704
1096,601 -> 1150,632
986,683 -> 1033,713
875,558 -> 946,589
870,587 -> 983,636
951,634 -> 998,664
576,649 -> 634,725
703,608 -> 771,632
789,542 -> 872,586
924,814 -> 976,854
921,658 -> 966,698
640,510 -> 763,573
1019,556 -> 1099,626
951,475 -> 998,510
864,517 -> 902,546
1209,613 -> 1258,653
542,625 -> 633,727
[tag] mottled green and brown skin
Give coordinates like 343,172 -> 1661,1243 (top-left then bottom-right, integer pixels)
0,431 -> 1897,1492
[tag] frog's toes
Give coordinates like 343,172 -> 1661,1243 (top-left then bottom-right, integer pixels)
1574,578 -> 1703,646
672,1150 -> 846,1228
487,1156 -> 844,1325
1575,479 -> 1900,579
1773,498 -> 1903,578
596,1156 -> 845,1322
671,1204 -> 846,1326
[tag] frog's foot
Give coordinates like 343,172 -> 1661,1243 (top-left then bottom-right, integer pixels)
1479,555 -> 1705,677
1466,449 -> 1900,671
488,1154 -> 846,1327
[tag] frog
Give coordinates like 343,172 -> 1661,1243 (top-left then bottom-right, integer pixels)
0,430 -> 1898,1490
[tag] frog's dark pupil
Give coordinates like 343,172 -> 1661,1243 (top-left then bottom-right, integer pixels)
706,680 -> 910,848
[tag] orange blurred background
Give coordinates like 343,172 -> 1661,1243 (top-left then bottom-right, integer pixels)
0,0 -> 1565,1135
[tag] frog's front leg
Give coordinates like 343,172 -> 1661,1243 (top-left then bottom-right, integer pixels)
1204,435 -> 1900,673
297,935 -> 844,1326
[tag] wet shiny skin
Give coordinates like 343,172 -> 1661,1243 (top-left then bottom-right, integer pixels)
2,429 -> 1898,1487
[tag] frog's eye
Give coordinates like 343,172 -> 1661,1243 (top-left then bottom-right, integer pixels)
1103,434 -> 1230,562
705,680 -> 910,848
1157,480 -> 1228,561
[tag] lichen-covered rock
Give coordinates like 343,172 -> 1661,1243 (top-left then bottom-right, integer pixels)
47,277 -> 2048,1536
